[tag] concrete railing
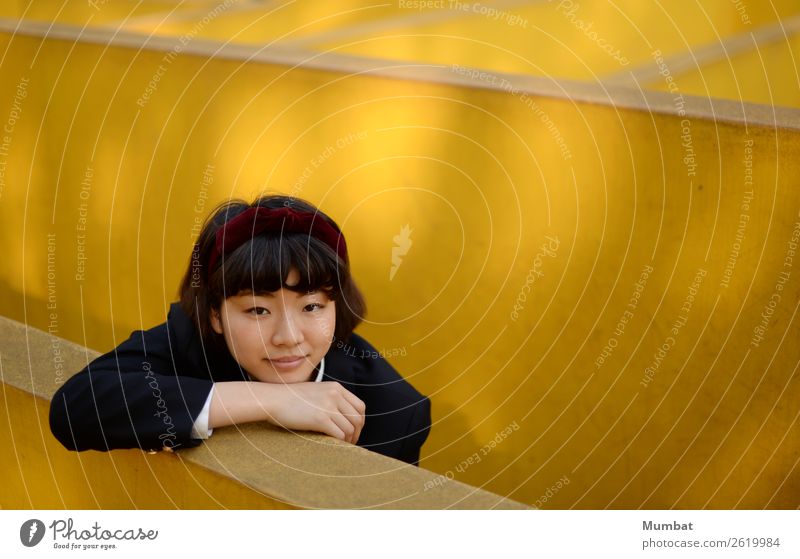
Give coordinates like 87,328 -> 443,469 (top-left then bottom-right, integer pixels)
0,315 -> 527,509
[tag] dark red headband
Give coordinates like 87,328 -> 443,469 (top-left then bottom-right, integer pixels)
207,206 -> 347,272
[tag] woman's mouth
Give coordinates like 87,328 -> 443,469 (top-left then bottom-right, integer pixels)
266,356 -> 307,370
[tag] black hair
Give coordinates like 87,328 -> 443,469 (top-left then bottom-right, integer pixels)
178,194 -> 366,349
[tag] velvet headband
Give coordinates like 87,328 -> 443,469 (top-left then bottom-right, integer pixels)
207,206 -> 348,273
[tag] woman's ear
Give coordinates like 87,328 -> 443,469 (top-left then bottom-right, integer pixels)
210,307 -> 223,335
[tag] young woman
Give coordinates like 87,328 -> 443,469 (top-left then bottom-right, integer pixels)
49,195 -> 431,465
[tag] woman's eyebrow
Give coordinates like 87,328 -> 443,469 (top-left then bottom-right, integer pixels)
238,291 -> 275,300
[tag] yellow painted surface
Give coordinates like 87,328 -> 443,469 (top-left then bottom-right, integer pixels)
125,1 -> 409,44
0,0 -> 217,25
311,0 -> 800,81
649,32 -> 800,107
0,0 -> 428,42
0,31 -> 798,509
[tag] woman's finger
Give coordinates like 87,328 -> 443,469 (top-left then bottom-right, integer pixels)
322,418 -> 347,441
329,412 -> 355,443
337,399 -> 363,444
340,386 -> 366,416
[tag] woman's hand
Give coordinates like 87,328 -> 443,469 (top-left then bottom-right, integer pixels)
262,381 -> 366,444
209,381 -> 366,444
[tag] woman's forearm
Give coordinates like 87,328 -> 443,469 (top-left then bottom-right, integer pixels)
208,381 -> 275,429
206,380 -> 366,443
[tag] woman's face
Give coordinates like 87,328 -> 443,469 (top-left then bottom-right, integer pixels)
210,268 -> 336,383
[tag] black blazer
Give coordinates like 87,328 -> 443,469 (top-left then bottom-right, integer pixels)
49,303 -> 431,466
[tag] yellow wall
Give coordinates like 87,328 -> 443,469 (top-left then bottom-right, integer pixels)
1,32 -> 798,508
0,0 -> 205,24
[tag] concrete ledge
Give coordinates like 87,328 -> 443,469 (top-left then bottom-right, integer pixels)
0,315 -> 527,509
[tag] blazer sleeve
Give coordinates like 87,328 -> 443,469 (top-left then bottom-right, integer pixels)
396,396 -> 432,467
336,333 -> 433,467
49,313 -> 214,452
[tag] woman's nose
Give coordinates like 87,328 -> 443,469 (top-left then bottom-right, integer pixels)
271,312 -> 304,346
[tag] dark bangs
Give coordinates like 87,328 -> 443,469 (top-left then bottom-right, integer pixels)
212,234 -> 341,299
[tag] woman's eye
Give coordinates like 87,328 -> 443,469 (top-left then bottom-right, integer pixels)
248,307 -> 270,316
304,302 -> 324,312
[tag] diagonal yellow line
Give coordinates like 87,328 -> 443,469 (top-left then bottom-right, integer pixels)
602,14 -> 800,86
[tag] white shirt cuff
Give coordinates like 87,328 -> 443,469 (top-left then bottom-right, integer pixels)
190,385 -> 215,439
